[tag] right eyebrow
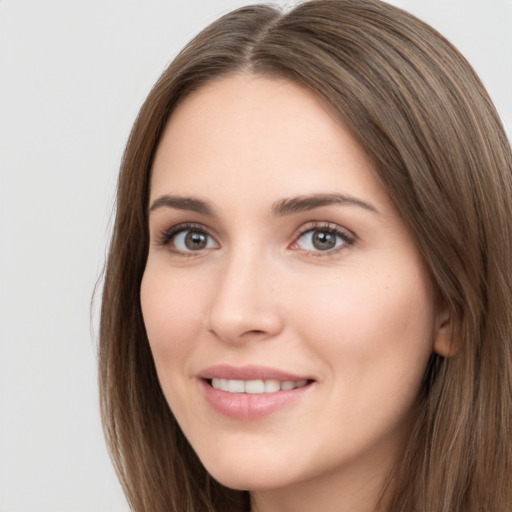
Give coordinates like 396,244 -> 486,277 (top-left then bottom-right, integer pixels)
149,194 -> 215,216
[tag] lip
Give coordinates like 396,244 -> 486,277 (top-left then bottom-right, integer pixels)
198,364 -> 314,420
198,364 -> 312,381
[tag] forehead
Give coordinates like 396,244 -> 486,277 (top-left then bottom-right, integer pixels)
150,74 -> 388,211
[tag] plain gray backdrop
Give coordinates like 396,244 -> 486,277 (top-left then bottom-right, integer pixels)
1,1 -> 510,510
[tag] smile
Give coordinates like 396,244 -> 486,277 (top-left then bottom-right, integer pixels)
210,378 -> 308,394
199,365 -> 314,419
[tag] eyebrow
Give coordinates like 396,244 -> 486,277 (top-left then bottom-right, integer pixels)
149,192 -> 378,216
272,193 -> 378,216
149,195 -> 214,215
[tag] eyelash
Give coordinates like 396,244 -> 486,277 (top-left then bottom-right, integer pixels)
155,221 -> 356,257
292,222 -> 355,257
155,222 -> 213,253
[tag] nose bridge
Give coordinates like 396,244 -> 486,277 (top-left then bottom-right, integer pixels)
206,240 -> 282,343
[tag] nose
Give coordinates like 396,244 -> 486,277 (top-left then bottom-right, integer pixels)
205,248 -> 284,345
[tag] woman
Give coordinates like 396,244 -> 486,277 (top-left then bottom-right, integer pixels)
99,1 -> 512,511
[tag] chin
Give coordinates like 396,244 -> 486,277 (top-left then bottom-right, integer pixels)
202,457 -> 293,491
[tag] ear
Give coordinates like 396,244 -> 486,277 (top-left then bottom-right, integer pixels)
432,303 -> 458,357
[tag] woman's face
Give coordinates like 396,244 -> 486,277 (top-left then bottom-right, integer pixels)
141,75 -> 450,508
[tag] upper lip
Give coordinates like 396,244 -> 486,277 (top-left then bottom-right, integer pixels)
198,364 -> 313,382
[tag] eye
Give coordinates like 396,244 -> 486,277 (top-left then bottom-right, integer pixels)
292,223 -> 354,254
158,224 -> 219,253
174,230 -> 217,251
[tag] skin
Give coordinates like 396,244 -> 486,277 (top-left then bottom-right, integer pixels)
140,74 -> 451,512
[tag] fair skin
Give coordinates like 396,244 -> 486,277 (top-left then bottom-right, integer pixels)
141,74 -> 451,512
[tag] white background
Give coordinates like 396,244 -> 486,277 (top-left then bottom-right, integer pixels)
0,1 -> 510,511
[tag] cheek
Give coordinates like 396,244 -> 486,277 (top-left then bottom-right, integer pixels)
290,263 -> 436,387
140,267 -> 205,365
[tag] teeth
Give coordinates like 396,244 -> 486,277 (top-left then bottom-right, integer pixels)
245,380 -> 265,394
211,378 -> 308,393
264,379 -> 280,393
227,379 -> 245,393
281,380 -> 297,390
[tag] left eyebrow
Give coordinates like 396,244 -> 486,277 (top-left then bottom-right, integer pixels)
272,193 -> 379,216
149,194 -> 215,215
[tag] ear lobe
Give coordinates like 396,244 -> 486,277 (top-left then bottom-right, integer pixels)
433,306 -> 458,357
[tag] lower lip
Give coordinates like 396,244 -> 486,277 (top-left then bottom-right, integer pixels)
200,380 -> 312,420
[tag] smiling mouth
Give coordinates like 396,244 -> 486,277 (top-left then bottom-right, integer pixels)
201,371 -> 314,419
208,378 -> 311,394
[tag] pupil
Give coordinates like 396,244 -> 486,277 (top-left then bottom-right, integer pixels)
312,231 -> 336,250
185,231 -> 207,250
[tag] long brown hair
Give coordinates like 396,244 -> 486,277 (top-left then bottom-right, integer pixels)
99,1 -> 512,510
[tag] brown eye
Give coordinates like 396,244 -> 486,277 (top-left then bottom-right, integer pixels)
171,229 -> 218,252
184,231 -> 208,250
